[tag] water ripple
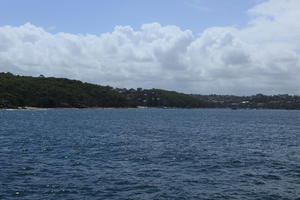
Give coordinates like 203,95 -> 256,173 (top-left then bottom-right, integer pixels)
0,109 -> 300,199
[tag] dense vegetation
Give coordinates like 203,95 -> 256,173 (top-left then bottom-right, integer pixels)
192,94 -> 300,110
1,72 -> 300,109
0,72 -> 205,109
115,88 -> 206,108
0,72 -> 132,108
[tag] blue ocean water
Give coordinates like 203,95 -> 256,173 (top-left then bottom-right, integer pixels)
0,108 -> 300,200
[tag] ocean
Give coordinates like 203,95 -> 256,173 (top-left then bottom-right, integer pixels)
0,108 -> 300,200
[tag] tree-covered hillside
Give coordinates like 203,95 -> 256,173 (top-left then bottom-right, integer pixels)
1,72 -> 300,110
0,72 -> 132,108
192,94 -> 300,110
115,88 -> 206,108
0,73 -> 206,109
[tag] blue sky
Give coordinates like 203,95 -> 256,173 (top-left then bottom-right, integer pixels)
1,0 -> 300,95
2,0 -> 261,34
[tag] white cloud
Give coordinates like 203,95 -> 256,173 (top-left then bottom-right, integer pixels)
0,0 -> 300,95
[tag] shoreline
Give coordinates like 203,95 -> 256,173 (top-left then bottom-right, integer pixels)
1,106 -> 300,111
0,106 -> 138,110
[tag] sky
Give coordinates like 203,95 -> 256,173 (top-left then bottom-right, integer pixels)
0,0 -> 299,95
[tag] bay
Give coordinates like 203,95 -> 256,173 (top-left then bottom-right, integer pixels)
0,108 -> 300,200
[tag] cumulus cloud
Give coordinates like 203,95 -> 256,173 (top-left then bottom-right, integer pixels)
0,0 -> 300,95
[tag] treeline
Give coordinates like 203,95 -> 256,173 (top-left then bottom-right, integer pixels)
0,72 -> 132,108
0,72 -> 205,109
192,94 -> 300,110
114,88 -> 206,108
1,72 -> 300,110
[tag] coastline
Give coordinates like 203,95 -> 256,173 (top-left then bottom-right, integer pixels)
0,106 -> 140,110
1,106 -> 300,111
